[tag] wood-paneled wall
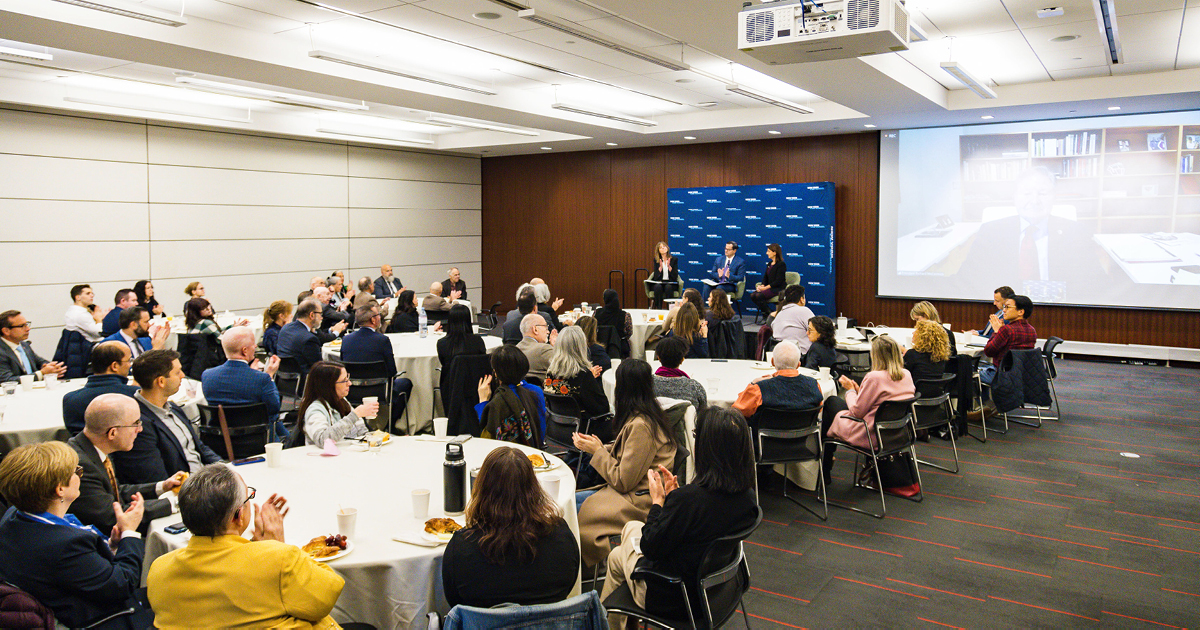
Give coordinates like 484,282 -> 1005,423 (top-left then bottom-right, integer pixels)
482,133 -> 1197,348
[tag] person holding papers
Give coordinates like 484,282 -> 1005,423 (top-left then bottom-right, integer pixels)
702,241 -> 745,300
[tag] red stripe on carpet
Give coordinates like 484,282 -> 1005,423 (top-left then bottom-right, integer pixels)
832,576 -> 927,599
1157,489 -> 1200,499
955,558 -> 1051,579
935,516 -> 1109,549
924,491 -> 987,504
917,617 -> 966,629
1057,555 -> 1161,577
750,586 -> 810,603
875,531 -> 960,549
740,610 -> 805,628
1157,522 -> 1200,532
819,538 -> 902,557
989,596 -> 1097,621
745,540 -> 804,557
1101,610 -> 1183,628
966,471 -> 1037,484
886,578 -> 984,601
1063,524 -> 1157,541
996,472 -> 1077,487
1034,489 -> 1112,503
889,516 -> 928,525
990,494 -> 1069,509
1111,538 -> 1200,556
1079,471 -> 1158,484
762,518 -> 789,526
798,520 -> 870,537
1048,457 -> 1119,470
1117,511 -> 1200,526
1161,588 -> 1200,598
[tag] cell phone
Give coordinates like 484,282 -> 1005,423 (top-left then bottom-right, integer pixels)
233,456 -> 265,465
710,359 -> 728,362
164,522 -> 188,535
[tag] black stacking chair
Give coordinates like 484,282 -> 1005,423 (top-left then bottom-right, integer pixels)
826,396 -> 923,519
197,403 -> 270,461
752,405 -> 827,520
913,375 -> 959,473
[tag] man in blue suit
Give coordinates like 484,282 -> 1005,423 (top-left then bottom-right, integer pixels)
100,288 -> 137,337
373,264 -> 404,299
0,309 -> 65,383
110,349 -> 223,485
62,341 -> 139,435
702,241 -> 747,300
341,304 -> 413,429
101,307 -> 169,360
275,299 -> 340,372
202,326 -> 285,439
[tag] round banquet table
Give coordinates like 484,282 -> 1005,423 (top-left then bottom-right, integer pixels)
625,309 -> 669,360
0,379 -> 83,452
145,437 -> 579,629
322,332 -> 503,436
835,326 -> 983,358
159,313 -> 263,351
602,359 -> 837,491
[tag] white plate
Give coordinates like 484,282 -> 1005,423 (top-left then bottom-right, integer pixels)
528,452 -> 561,471
420,517 -> 465,544
312,540 -> 353,562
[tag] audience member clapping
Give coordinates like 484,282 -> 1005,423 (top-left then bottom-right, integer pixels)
650,336 -> 707,412
133,279 -> 163,316
475,345 -> 545,445
260,300 -> 292,356
64,283 -> 108,342
543,326 -> 608,420
186,298 -> 246,338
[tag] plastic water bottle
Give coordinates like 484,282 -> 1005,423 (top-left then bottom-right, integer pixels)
418,306 -> 428,338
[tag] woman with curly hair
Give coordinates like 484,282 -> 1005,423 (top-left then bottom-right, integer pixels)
910,300 -> 957,356
904,319 -> 950,383
705,287 -> 736,329
802,315 -> 838,370
442,446 -> 578,608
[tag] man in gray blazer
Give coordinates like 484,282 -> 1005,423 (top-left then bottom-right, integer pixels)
0,309 -> 65,383
67,393 -> 182,534
515,313 -> 555,382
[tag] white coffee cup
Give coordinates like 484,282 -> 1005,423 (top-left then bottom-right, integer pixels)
44,373 -> 58,390
432,417 -> 449,438
646,350 -> 655,363
819,366 -> 832,378
540,475 -> 561,498
19,374 -> 34,392
336,507 -> 357,538
264,443 -> 283,468
361,396 -> 378,419
411,489 -> 430,520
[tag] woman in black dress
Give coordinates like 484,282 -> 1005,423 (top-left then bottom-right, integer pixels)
648,241 -> 680,310
436,304 -> 487,388
594,289 -> 632,359
386,289 -> 419,333
750,243 -> 787,318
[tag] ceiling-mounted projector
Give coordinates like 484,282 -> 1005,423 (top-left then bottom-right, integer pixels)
738,0 -> 910,64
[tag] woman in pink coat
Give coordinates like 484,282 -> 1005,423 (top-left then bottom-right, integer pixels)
820,335 -> 915,477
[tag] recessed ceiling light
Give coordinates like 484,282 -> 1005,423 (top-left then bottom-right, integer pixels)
606,142 -> 618,146
541,146 -> 552,150
675,78 -> 694,84
683,136 -> 696,140
1050,35 -> 1080,42
473,11 -> 501,20
696,102 -> 718,107
1108,106 -> 1120,110
768,130 -> 781,135
864,124 -> 876,128
981,115 -> 994,119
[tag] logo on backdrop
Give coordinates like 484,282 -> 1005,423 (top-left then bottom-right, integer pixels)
667,182 -> 837,316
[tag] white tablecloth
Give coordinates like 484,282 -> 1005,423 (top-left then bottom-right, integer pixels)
626,309 -> 669,360
835,326 -> 984,366
322,332 -> 503,435
159,314 -> 263,351
146,437 -> 579,630
0,380 -> 83,451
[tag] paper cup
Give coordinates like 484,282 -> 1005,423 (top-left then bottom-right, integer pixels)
361,396 -> 378,419
411,489 -> 430,521
44,373 -> 57,390
264,443 -> 283,468
646,350 -> 655,363
432,417 -> 449,438
819,366 -> 832,378
540,475 -> 561,499
19,374 -> 33,392
336,508 -> 357,538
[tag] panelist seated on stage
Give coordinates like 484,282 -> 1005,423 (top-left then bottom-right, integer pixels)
101,289 -> 138,338
422,281 -> 459,312
102,307 -> 170,360
0,309 -> 65,383
63,342 -> 139,436
648,241 -> 680,310
147,465 -> 347,629
701,241 -> 746,300
110,349 -> 223,486
374,264 -> 404,299
750,243 -> 788,317
67,394 -> 181,534
441,267 -> 468,303
64,283 -> 109,343
341,305 -> 414,425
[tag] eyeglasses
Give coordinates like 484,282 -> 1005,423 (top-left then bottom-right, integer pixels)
111,419 -> 143,431
335,378 -> 351,385
242,487 -> 256,506
11,322 -> 32,329
1002,304 -> 1017,312
74,465 -> 84,478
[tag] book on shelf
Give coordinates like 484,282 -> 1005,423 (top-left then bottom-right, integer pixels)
1183,154 -> 1195,174
1032,131 -> 1098,157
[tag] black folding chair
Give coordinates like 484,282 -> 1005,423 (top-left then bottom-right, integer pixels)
603,506 -> 763,630
1042,336 -> 1064,420
196,403 -> 271,461
342,360 -> 403,433
273,356 -> 305,411
752,405 -> 827,520
913,375 -> 959,473
543,393 -> 589,477
826,397 -> 923,519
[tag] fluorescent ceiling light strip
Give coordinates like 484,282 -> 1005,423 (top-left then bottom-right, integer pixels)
0,46 -> 53,61
551,102 -> 657,127
50,0 -> 186,26
1092,0 -> 1123,64
64,95 -> 251,123
316,126 -> 435,145
425,116 -> 539,136
175,77 -> 368,111
290,0 -> 683,107
938,62 -> 997,99
724,83 -> 814,114
308,51 -> 497,96
516,9 -> 688,72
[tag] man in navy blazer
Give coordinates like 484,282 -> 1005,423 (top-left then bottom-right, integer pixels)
275,299 -> 333,373
62,342 -> 139,435
0,309 -> 65,383
373,264 -> 405,299
202,326 -> 282,421
100,288 -> 137,337
702,241 -> 747,299
110,349 -> 222,485
100,307 -> 169,360
340,305 -> 413,427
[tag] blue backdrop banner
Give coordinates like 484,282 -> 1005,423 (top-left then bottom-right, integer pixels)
667,182 -> 836,317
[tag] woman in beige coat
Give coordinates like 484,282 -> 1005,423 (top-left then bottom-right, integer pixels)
573,359 -> 678,568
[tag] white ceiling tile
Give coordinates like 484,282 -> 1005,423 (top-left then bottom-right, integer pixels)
1110,59 -> 1177,74
1049,65 -> 1111,80
1117,9 -> 1185,42
363,4 -> 505,41
506,26 -> 673,75
1002,0 -> 1098,29
1020,19 -> 1106,51
526,0 -> 610,23
1115,0 -> 1187,16
217,0 -> 403,24
1179,6 -> 1200,68
913,0 -> 1019,37
467,33 -> 637,80
1037,44 -> 1111,70
416,0 -> 542,34
577,16 -> 677,49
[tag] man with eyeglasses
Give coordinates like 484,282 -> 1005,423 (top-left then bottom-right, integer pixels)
148,464 -> 347,629
67,393 -> 183,534
969,295 -> 1038,421
276,298 -> 340,373
0,309 -> 66,383
62,341 -> 140,435
516,313 -> 556,382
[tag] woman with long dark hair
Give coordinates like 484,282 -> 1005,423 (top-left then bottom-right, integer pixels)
705,287 -> 736,329
662,287 -> 706,331
648,241 -> 680,309
594,288 -> 632,358
386,289 -> 419,333
442,447 -> 578,608
133,280 -> 162,316
185,298 -> 246,338
437,304 -> 487,392
574,359 -> 677,568
751,243 -> 787,317
802,315 -> 838,370
599,407 -> 759,625
296,360 -> 379,446
662,302 -> 708,359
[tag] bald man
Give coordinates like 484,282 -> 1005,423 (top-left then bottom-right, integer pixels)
201,327 -> 283,438
313,286 -> 352,334
374,264 -> 404,299
67,393 -> 183,533
422,281 -> 458,312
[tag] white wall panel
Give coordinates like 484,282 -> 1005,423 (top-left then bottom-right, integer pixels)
0,200 -> 149,241
348,208 -> 480,238
0,109 -> 146,163
148,164 -> 349,207
349,236 -> 480,269
0,280 -> 142,346
149,205 -> 349,240
0,154 -> 148,202
0,242 -> 150,287
349,146 -> 480,184
348,178 -> 481,210
148,127 -> 349,176
150,238 -> 347,279
149,270 -> 336,315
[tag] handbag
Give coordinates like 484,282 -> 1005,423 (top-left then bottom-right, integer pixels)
859,452 -> 921,497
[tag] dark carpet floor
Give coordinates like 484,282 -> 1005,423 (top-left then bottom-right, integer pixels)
741,358 -> 1200,629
